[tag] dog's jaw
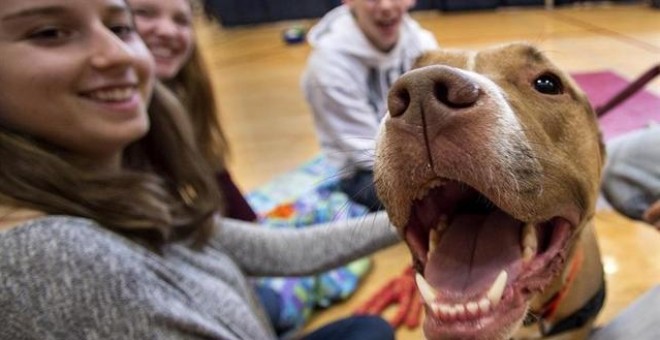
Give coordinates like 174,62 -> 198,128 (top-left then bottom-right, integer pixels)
374,43 -> 603,340
388,177 -> 580,340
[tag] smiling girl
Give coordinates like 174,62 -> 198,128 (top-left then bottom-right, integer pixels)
0,0 -> 398,338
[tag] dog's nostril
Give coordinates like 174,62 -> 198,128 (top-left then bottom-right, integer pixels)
434,81 -> 480,109
388,87 -> 411,118
434,83 -> 450,107
388,67 -> 481,119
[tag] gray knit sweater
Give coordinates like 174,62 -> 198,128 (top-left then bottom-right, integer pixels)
0,213 -> 399,340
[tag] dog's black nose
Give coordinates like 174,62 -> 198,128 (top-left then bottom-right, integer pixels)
388,65 -> 481,119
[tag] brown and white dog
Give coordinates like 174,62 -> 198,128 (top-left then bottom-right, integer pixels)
374,43 -> 606,339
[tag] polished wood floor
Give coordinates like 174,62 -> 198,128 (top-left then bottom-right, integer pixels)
195,3 -> 660,338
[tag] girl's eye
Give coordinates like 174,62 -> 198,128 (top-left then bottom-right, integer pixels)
174,15 -> 192,27
28,27 -> 71,42
111,24 -> 135,39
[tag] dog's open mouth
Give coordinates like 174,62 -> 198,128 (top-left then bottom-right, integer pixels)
404,178 -> 575,338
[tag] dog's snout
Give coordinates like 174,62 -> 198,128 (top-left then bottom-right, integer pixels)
388,65 -> 481,119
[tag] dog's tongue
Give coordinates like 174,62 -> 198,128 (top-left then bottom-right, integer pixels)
425,210 -> 523,295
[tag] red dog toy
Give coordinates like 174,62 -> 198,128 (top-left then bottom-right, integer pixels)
354,266 -> 423,330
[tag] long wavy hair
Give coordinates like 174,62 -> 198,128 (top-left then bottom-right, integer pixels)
164,35 -> 229,172
169,0 -> 229,171
0,83 -> 223,248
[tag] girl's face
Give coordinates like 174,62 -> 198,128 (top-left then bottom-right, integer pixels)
0,0 -> 155,167
128,0 -> 194,80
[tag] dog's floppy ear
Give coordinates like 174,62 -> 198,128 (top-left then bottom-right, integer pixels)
582,93 -> 607,168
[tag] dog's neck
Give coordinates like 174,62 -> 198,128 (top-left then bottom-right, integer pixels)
536,247 -> 585,322
520,250 -> 584,337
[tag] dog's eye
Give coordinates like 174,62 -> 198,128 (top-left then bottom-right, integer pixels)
533,73 -> 563,95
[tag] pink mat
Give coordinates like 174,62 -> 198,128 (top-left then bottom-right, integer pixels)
571,70 -> 660,141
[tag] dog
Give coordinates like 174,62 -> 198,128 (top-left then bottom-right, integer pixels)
374,42 -> 606,339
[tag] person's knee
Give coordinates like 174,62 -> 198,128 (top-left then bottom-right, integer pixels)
601,127 -> 660,220
301,315 -> 394,340
351,315 -> 395,340
339,171 -> 384,211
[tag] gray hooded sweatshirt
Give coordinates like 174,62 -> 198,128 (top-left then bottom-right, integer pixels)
301,5 -> 438,176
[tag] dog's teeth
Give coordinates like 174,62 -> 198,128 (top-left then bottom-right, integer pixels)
429,228 -> 440,254
429,216 -> 447,256
438,304 -> 451,316
429,178 -> 446,189
415,185 -> 432,200
466,301 -> 479,316
523,223 -> 537,248
487,270 -> 507,306
415,179 -> 448,201
447,305 -> 458,319
478,298 -> 491,313
454,304 -> 466,319
415,273 -> 438,306
521,223 -> 537,263
435,299 -> 493,320
523,246 -> 535,262
437,214 -> 448,231
419,270 -> 507,321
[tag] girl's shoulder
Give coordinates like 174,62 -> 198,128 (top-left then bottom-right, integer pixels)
0,215 -> 155,272
2,215 -> 122,243
0,215 -> 254,340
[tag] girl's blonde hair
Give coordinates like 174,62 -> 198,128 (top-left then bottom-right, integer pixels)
0,83 -> 223,247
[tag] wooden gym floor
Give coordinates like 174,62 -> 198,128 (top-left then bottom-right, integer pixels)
195,3 -> 660,338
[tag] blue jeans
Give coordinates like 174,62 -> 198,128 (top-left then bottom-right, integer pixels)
254,285 -> 297,335
301,315 -> 394,340
339,170 -> 384,212
257,285 -> 393,340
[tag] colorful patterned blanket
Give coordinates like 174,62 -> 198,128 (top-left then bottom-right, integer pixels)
246,155 -> 372,332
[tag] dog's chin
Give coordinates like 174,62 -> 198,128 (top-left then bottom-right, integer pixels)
423,302 -> 527,340
398,179 -> 579,340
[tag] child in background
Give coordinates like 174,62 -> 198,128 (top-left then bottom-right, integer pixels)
302,0 -> 438,211
130,0 -> 256,222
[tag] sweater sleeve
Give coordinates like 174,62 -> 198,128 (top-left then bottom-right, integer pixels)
211,211 -> 400,276
0,218 -> 271,340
